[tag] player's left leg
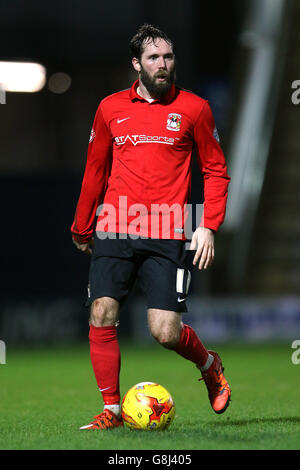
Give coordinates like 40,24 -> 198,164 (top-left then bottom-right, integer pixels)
140,252 -> 212,367
138,240 -> 231,414
172,316 -> 231,414
147,309 -> 231,414
147,308 -> 212,367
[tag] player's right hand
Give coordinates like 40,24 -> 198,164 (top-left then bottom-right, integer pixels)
72,238 -> 93,255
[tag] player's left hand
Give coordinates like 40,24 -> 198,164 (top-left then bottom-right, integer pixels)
190,227 -> 214,270
72,237 -> 93,255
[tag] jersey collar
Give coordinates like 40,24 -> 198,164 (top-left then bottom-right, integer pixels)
129,79 -> 176,104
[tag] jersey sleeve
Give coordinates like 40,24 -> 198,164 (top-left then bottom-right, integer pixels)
193,101 -> 230,232
71,104 -> 113,243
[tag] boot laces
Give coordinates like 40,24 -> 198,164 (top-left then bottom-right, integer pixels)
198,365 -> 226,397
92,410 -> 115,426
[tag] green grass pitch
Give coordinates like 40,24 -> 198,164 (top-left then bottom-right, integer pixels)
0,341 -> 299,450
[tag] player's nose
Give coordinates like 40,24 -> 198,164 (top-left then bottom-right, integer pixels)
157,56 -> 167,69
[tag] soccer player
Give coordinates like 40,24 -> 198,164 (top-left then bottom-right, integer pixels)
71,24 -> 231,430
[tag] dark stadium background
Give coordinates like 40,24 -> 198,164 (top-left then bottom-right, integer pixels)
0,0 -> 299,347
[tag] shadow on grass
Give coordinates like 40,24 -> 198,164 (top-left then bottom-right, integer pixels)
208,416 -> 300,427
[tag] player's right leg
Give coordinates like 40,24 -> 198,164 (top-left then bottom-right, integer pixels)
80,235 -> 139,430
89,297 -> 122,412
80,296 -> 124,430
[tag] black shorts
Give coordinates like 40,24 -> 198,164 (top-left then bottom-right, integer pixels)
86,233 -> 191,312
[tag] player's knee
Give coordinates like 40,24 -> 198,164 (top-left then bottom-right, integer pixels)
151,326 -> 180,350
89,298 -> 119,327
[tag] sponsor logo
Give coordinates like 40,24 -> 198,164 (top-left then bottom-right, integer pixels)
99,386 -> 111,392
117,117 -> 131,124
115,134 -> 175,146
166,113 -> 181,131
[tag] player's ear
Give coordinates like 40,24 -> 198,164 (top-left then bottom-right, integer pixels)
132,57 -> 141,73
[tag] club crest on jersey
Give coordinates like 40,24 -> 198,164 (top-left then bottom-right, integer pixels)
89,128 -> 96,143
166,113 -> 181,132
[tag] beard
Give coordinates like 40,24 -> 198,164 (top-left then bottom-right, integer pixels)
139,64 -> 176,99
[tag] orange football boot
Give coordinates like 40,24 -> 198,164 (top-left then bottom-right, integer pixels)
198,350 -> 231,414
79,409 -> 123,430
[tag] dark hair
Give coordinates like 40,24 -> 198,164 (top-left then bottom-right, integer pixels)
130,23 -> 173,61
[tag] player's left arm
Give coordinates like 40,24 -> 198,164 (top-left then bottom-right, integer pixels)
192,101 -> 230,270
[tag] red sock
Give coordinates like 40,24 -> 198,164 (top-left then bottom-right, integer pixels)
89,325 -> 121,405
173,324 -> 209,367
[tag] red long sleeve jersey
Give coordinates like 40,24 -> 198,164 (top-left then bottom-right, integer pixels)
71,80 -> 230,242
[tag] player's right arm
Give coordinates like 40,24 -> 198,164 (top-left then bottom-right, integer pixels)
71,103 -> 112,249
